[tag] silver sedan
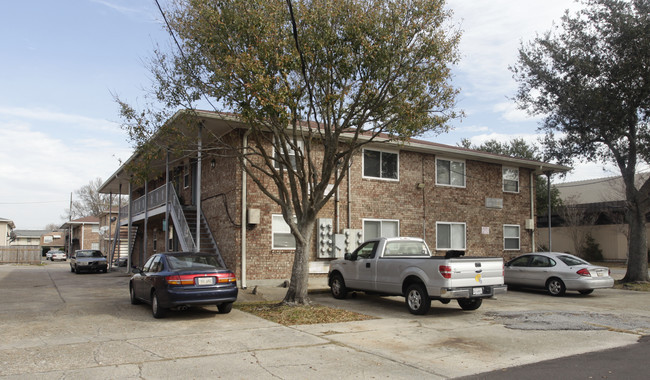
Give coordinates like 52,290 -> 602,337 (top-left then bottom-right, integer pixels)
505,252 -> 614,296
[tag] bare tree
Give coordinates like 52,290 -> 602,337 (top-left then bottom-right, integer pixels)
66,178 -> 122,219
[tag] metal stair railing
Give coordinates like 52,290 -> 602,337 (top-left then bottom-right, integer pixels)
200,208 -> 226,268
168,184 -> 196,252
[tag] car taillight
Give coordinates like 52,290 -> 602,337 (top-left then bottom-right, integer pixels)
165,275 -> 196,285
439,265 -> 452,279
577,268 -> 591,277
216,272 -> 236,283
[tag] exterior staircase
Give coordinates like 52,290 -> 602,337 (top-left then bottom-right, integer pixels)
111,226 -> 137,267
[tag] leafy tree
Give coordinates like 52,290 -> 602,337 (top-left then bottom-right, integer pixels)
512,0 -> 650,282
459,138 -> 563,216
119,0 -> 461,304
66,178 -> 121,219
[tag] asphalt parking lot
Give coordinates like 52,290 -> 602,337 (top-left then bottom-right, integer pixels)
1,262 -> 650,379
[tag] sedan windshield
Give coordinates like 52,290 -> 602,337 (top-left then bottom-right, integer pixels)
557,255 -> 589,266
167,254 -> 223,271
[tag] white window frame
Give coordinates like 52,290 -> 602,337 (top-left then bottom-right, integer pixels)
436,222 -> 466,250
273,139 -> 304,170
91,225 -> 99,233
272,214 -> 296,250
91,242 -> 100,250
503,167 -> 520,193
362,148 -> 399,181
362,219 -> 400,241
435,158 -> 466,188
503,224 -> 521,251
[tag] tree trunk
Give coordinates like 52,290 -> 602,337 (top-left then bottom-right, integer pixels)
282,219 -> 315,304
622,201 -> 650,282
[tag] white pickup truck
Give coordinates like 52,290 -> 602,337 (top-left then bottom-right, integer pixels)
328,237 -> 507,314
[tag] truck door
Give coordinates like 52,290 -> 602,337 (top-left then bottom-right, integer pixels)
346,241 -> 378,291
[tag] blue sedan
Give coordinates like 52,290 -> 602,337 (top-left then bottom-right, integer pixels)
129,252 -> 238,318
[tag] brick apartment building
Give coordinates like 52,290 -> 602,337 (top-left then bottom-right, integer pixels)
100,110 -> 568,287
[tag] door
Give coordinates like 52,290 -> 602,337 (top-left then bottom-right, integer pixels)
345,241 -> 378,290
134,255 -> 157,300
505,255 -> 531,285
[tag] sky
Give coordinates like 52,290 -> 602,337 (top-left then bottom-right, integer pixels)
0,0 -> 620,229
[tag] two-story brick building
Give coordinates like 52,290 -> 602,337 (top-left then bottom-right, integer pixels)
99,110 -> 568,286
61,216 -> 101,254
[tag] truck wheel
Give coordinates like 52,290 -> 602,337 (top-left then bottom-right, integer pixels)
546,278 -> 566,296
405,283 -> 430,315
458,298 -> 482,311
330,273 -> 348,299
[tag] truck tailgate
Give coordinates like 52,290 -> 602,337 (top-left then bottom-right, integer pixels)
447,258 -> 504,287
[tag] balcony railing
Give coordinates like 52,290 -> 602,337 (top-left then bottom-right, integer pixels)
119,184 -> 167,219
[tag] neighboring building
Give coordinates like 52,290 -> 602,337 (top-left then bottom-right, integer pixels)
0,218 -> 15,246
100,110 -> 568,286
41,231 -> 66,255
60,217 -> 101,254
537,174 -> 650,261
10,230 -> 48,246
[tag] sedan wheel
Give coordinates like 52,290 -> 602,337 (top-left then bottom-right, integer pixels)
151,291 -> 167,318
217,302 -> 233,314
130,285 -> 140,305
546,278 -> 566,296
405,283 -> 431,315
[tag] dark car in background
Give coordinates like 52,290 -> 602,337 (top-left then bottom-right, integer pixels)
70,250 -> 108,274
129,252 -> 238,318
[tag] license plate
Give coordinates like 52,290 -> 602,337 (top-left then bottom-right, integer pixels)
196,277 -> 215,286
597,271 -> 604,277
472,287 -> 483,295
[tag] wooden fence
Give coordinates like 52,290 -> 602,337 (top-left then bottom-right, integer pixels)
0,246 -> 41,264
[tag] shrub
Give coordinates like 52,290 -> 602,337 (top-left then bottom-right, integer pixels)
582,233 -> 603,262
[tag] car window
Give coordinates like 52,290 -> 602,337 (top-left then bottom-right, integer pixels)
509,256 -> 530,267
142,256 -> 157,273
530,255 -> 554,268
150,256 -> 163,273
166,254 -> 223,270
383,241 -> 429,257
355,241 -> 378,259
557,255 -> 589,266
91,251 -> 103,258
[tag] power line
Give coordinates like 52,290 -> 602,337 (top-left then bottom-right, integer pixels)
0,200 -> 67,205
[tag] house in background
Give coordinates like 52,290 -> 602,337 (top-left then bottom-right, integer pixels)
60,216 -> 100,254
98,208 -> 119,257
99,110 -> 569,285
10,230 -> 48,246
0,218 -> 15,246
537,173 -> 650,261
41,231 -> 66,256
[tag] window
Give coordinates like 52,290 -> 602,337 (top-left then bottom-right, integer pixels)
274,140 -> 304,170
436,222 -> 466,250
92,225 -> 99,233
436,158 -> 465,187
363,149 -> 398,180
272,214 -> 296,249
353,241 -> 379,259
153,228 -> 158,252
91,243 -> 99,250
503,167 -> 519,193
504,225 -> 520,250
363,219 -> 399,241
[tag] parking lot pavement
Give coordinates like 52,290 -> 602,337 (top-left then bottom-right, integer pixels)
1,263 -> 649,379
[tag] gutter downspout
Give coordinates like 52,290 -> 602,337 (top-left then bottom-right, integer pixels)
530,171 -> 535,251
196,125 -> 202,252
241,129 -> 251,289
81,223 -> 85,250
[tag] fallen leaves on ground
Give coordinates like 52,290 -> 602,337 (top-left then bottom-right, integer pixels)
234,301 -> 375,325
614,281 -> 650,292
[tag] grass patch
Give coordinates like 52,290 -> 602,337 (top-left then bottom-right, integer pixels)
234,301 -> 376,325
614,280 -> 650,292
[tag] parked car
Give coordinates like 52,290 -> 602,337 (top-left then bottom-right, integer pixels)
504,252 -> 614,296
48,250 -> 67,261
70,250 -> 108,274
129,252 -> 238,318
